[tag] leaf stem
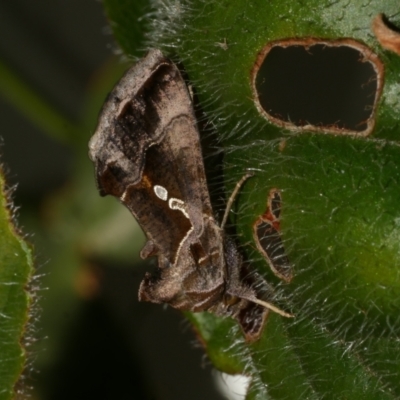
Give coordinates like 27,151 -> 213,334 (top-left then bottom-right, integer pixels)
0,60 -> 82,144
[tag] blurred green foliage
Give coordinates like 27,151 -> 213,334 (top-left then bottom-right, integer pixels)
0,172 -> 34,400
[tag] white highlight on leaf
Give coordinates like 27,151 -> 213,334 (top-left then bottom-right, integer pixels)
168,198 -> 190,219
214,371 -> 251,400
154,185 -> 168,201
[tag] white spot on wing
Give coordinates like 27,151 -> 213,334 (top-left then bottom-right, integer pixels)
154,185 -> 168,201
169,198 -> 190,219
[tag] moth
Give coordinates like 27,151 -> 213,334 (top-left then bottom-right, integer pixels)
89,49 -> 291,341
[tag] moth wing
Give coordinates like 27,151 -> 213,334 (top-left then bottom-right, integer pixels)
89,49 -> 212,265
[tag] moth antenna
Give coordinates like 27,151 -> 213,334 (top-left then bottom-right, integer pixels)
250,297 -> 294,318
221,171 -> 255,230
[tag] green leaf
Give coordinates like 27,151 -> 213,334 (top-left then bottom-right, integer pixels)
102,0 -> 400,398
0,170 -> 34,400
103,0 -> 150,58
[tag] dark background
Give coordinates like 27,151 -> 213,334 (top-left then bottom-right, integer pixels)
0,1 -> 227,399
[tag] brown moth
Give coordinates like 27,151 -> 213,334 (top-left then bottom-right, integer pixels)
89,49 -> 291,341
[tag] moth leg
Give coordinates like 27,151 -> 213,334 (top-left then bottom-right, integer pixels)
221,171 -> 254,229
247,297 -> 293,318
226,286 -> 293,318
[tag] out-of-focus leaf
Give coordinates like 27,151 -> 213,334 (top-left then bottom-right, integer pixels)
103,0 -> 150,58
0,170 -> 34,400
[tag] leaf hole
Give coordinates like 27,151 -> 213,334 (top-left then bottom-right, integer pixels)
252,39 -> 384,136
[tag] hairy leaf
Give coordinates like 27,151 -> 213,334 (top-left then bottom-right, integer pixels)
0,170 -> 34,400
